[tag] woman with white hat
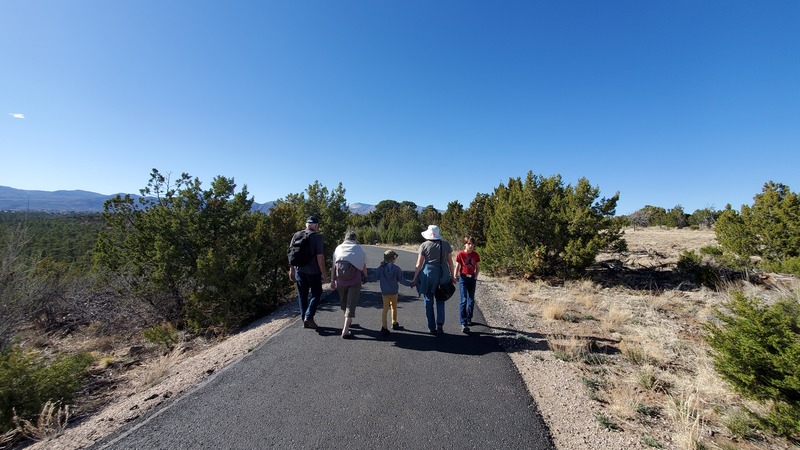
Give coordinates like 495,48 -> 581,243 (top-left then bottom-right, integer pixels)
411,225 -> 455,335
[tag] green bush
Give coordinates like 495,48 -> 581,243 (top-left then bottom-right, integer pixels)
764,256 -> 800,277
142,323 -> 181,349
94,170 -> 302,334
0,346 -> 93,433
704,293 -> 800,438
714,181 -> 800,272
677,250 -> 719,288
482,172 -> 624,279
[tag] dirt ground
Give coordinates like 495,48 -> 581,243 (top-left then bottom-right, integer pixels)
19,228 -> 800,450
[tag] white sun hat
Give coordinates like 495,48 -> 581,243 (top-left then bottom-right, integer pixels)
421,225 -> 442,240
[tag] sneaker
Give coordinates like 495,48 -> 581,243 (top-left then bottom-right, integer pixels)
429,329 -> 438,336
379,327 -> 390,336
342,330 -> 353,339
436,325 -> 444,335
462,326 -> 470,334
392,323 -> 404,330
304,318 -> 318,329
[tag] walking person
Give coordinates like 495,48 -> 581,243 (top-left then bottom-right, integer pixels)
411,225 -> 454,335
454,236 -> 480,333
373,250 -> 412,336
288,216 -> 327,329
331,231 -> 367,339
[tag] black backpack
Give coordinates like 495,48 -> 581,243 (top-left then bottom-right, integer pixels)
287,230 -> 314,267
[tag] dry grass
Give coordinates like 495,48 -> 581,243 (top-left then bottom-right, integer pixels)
542,301 -> 567,320
667,389 -> 703,450
600,304 -> 632,332
134,347 -> 184,388
13,401 -> 71,443
546,334 -> 591,361
490,227 -> 800,450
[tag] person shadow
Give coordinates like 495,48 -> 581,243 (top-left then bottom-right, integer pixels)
317,280 -> 554,356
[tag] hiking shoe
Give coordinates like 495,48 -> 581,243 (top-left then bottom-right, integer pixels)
304,318 -> 318,329
462,326 -> 470,334
392,323 -> 403,330
379,327 -> 390,336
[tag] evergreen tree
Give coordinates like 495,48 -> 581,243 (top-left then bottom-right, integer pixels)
462,193 -> 490,246
704,293 -> 800,437
94,169 -> 290,333
441,201 -> 464,243
483,172 -> 623,278
714,181 -> 800,272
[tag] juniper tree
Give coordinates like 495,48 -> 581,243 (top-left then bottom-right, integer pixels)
482,171 -> 623,279
714,181 -> 800,273
94,169 -> 290,334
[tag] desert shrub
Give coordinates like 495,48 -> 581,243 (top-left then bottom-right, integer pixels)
482,172 -> 624,279
0,346 -> 93,433
688,207 -> 718,229
724,408 -> 759,440
704,293 -> 800,437
677,250 -> 719,288
715,181 -> 800,273
94,169 -> 302,335
142,323 -> 181,349
764,256 -> 800,277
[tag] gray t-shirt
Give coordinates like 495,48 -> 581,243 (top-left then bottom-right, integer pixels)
418,239 -> 452,265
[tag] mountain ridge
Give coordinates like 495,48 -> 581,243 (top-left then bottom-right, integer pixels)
0,186 -> 375,215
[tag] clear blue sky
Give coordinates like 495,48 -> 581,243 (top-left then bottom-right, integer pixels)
2,1 -> 798,215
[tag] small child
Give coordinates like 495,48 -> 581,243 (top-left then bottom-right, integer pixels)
454,236 -> 480,333
374,249 -> 412,336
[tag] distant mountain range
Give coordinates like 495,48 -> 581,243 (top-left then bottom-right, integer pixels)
0,186 -> 378,215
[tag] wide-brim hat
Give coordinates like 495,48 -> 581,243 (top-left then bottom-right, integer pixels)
421,225 -> 442,240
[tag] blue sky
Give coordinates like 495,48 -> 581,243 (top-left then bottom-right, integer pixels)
2,1 -> 798,215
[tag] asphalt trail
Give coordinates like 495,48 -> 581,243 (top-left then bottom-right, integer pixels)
94,246 -> 554,449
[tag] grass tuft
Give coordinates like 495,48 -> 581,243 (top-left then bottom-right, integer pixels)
542,301 -> 567,320
596,413 -> 621,431
13,401 -> 71,442
642,435 -> 663,448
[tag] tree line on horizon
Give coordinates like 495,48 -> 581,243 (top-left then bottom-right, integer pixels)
1,169 -> 798,441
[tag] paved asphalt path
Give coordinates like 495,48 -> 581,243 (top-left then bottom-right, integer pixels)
94,246 -> 554,449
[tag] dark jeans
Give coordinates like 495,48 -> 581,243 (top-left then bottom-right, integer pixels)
423,291 -> 446,331
296,271 -> 322,321
458,275 -> 476,325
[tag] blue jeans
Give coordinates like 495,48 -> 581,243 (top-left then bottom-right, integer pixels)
458,275 -> 476,325
296,271 -> 322,321
423,291 -> 445,331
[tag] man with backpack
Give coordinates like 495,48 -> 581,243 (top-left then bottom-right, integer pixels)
288,216 -> 327,329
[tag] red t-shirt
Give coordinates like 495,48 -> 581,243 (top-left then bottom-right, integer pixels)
456,251 -> 480,275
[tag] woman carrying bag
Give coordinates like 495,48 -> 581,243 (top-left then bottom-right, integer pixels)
411,225 -> 455,335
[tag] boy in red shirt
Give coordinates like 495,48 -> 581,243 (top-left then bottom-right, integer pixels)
454,236 -> 480,333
